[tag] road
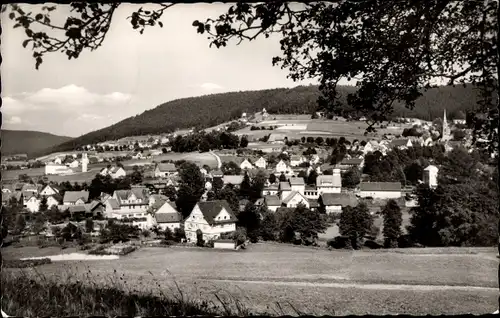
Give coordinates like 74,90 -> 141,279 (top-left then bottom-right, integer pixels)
210,150 -> 222,169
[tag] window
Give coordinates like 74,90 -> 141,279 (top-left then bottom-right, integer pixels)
224,216 -> 226,220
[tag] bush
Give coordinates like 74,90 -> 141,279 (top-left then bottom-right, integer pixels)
3,258 -> 52,268
364,240 -> 383,249
327,236 -> 351,249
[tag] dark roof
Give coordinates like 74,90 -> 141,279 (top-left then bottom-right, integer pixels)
308,199 -> 320,208
156,212 -> 182,223
22,191 -> 37,200
157,163 -> 176,172
196,200 -> 237,225
211,169 -> 224,177
47,193 -> 63,202
282,191 -> 308,205
63,191 -> 89,203
359,182 -> 402,192
279,182 -> 291,191
289,177 -> 305,185
321,193 -> 358,207
107,198 -> 120,209
264,195 -> 281,206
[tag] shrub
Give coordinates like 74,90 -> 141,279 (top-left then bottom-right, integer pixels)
327,236 -> 352,249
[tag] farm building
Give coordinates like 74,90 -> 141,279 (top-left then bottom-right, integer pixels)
223,175 -> 244,187
214,239 -> 236,249
316,169 -> 342,194
63,190 -> 89,205
263,195 -> 281,212
338,158 -> 364,171
100,166 -> 126,179
45,163 -> 73,175
154,163 -> 177,178
184,200 -> 237,242
153,201 -> 182,231
358,182 -> 402,199
319,193 -> 358,215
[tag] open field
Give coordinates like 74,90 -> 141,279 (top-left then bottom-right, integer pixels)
3,243 -> 497,315
236,119 -> 408,142
123,152 -> 218,168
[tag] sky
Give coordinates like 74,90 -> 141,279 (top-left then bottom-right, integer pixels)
1,3 -> 319,137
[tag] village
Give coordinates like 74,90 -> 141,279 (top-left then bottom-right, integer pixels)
2,108 -> 477,250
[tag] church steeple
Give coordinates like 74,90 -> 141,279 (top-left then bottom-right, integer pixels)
442,109 -> 451,142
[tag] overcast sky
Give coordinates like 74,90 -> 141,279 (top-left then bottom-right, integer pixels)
1,3 -> 320,137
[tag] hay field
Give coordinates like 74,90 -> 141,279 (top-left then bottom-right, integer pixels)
5,243 -> 497,315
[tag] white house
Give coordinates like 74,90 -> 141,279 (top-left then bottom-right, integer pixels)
290,155 -> 306,167
316,169 -> 342,194
184,200 -> 237,242
45,194 -> 61,208
62,191 -> 89,205
320,193 -> 358,215
45,163 -> 73,175
100,166 -> 127,179
154,163 -> 177,178
152,200 -> 182,231
282,191 -> 310,208
358,182 -> 402,199
23,192 -> 40,213
40,184 -> 59,196
289,177 -> 305,193
275,160 -> 289,174
53,157 -> 63,165
105,188 -> 150,219
309,154 -> 321,165
423,165 -> 439,189
263,195 -> 281,212
254,157 -> 267,169
279,181 -> 292,201
67,160 -> 79,168
240,159 -> 254,170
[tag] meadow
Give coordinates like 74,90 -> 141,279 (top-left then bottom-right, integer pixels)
3,243 -> 497,315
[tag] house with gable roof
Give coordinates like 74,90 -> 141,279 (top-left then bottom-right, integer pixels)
149,197 -> 182,231
104,188 -> 150,219
240,158 -> 254,170
63,190 -> 89,205
184,200 -> 238,242
254,156 -> 267,169
40,184 -> 60,196
23,192 -> 40,212
319,193 -> 358,215
290,155 -> 306,167
316,169 -> 342,194
275,160 -> 290,174
358,182 -> 402,199
282,191 -> 310,209
100,166 -> 126,179
154,163 -> 177,178
389,138 -> 413,150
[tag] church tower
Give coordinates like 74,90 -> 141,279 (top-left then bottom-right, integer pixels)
442,109 -> 451,142
81,153 -> 89,173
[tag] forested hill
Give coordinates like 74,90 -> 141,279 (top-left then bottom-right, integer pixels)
41,84 -> 481,156
1,130 -> 73,157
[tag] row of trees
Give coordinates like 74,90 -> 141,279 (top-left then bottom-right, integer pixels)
170,130 -> 247,153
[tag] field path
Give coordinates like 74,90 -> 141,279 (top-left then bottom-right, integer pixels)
204,278 -> 498,292
210,150 -> 222,169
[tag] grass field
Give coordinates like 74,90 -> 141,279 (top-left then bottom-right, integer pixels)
236,119 -> 408,142
3,243 -> 497,315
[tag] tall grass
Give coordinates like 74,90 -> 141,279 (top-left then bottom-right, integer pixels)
1,268 -> 253,317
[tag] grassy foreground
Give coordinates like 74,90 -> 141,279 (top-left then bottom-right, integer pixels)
1,270 -> 252,317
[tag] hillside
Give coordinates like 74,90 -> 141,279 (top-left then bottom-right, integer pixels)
1,130 -> 73,157
41,84 -> 483,155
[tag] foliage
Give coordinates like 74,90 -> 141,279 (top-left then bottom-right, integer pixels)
339,203 -> 373,249
175,161 -> 206,218
196,229 -> 204,247
268,173 -> 276,184
259,210 -> 278,241
341,167 -> 361,188
0,129 -> 72,157
214,186 -> 240,216
164,185 -> 177,201
221,161 -> 241,175
173,227 -> 186,242
100,222 -> 139,244
239,172 -> 252,199
170,130 -> 241,153
275,203 -> 327,245
38,196 -> 48,212
237,202 -> 262,242
306,170 -> 318,185
1,270 -> 243,317
381,199 -> 403,248
32,213 -> 47,235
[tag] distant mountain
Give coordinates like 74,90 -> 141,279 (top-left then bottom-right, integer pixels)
1,130 -> 73,157
40,84 -> 483,156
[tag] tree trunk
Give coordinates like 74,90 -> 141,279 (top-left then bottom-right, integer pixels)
496,0 -> 500,310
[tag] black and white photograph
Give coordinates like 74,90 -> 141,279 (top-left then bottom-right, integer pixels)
1,1 -> 499,316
